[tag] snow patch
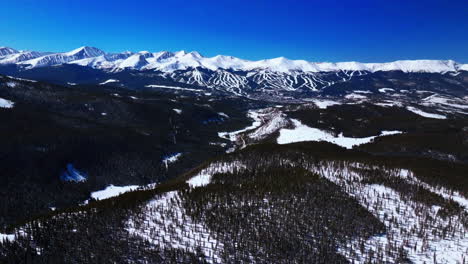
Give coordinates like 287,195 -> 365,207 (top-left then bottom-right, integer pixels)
277,119 -> 402,149
0,98 -> 14,108
218,112 -> 229,118
90,185 -> 140,201
378,87 -> 395,93
5,81 -> 17,88
218,110 -> 263,142
162,153 -> 182,169
6,76 -> 37,82
146,84 -> 203,92
99,79 -> 119,85
345,93 -> 367,100
306,99 -> 342,109
407,106 -> 447,119
187,161 -> 246,188
0,233 -> 16,242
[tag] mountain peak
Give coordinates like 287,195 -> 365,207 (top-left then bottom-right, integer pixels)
175,50 -> 188,57
0,47 -> 19,56
188,51 -> 203,58
66,46 -> 105,57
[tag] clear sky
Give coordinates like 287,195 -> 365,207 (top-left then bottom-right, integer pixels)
2,0 -> 467,62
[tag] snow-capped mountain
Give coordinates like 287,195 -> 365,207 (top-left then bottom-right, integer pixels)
1,46 -> 467,99
1,46 -> 466,73
17,46 -> 106,68
0,47 -> 19,57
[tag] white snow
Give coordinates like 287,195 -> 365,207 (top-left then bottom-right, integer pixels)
277,119 -> 402,149
0,233 -> 16,242
354,90 -> 373,94
6,76 -> 37,82
374,100 -> 404,108
173,108 -> 182,114
306,99 -> 342,109
162,153 -> 182,169
90,185 -> 140,201
6,81 -> 17,88
422,95 -> 468,110
0,98 -> 14,108
146,84 -> 203,92
187,174 -> 212,188
407,106 -> 447,119
247,111 -> 290,140
378,87 -> 395,93
99,79 -> 119,85
218,110 -> 263,142
218,112 -> 229,118
187,161 -> 246,188
345,93 -> 367,100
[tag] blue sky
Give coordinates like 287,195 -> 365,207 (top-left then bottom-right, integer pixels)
2,0 -> 467,62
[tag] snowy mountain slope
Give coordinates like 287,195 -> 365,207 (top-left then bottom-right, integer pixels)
1,46 -> 467,100
18,46 -> 105,68
1,46 -> 466,73
0,47 -> 19,57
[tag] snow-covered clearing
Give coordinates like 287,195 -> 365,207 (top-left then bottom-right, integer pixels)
0,98 -> 14,108
90,185 -> 140,201
187,161 -> 246,188
407,106 -> 447,119
303,99 -> 342,109
277,119 -> 401,149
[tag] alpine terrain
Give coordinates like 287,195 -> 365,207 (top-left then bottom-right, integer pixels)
0,46 -> 467,264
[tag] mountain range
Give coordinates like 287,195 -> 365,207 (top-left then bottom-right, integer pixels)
1,46 -> 468,102
1,46 -> 467,73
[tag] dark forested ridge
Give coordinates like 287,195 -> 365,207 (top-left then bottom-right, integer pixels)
0,73 -> 467,263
